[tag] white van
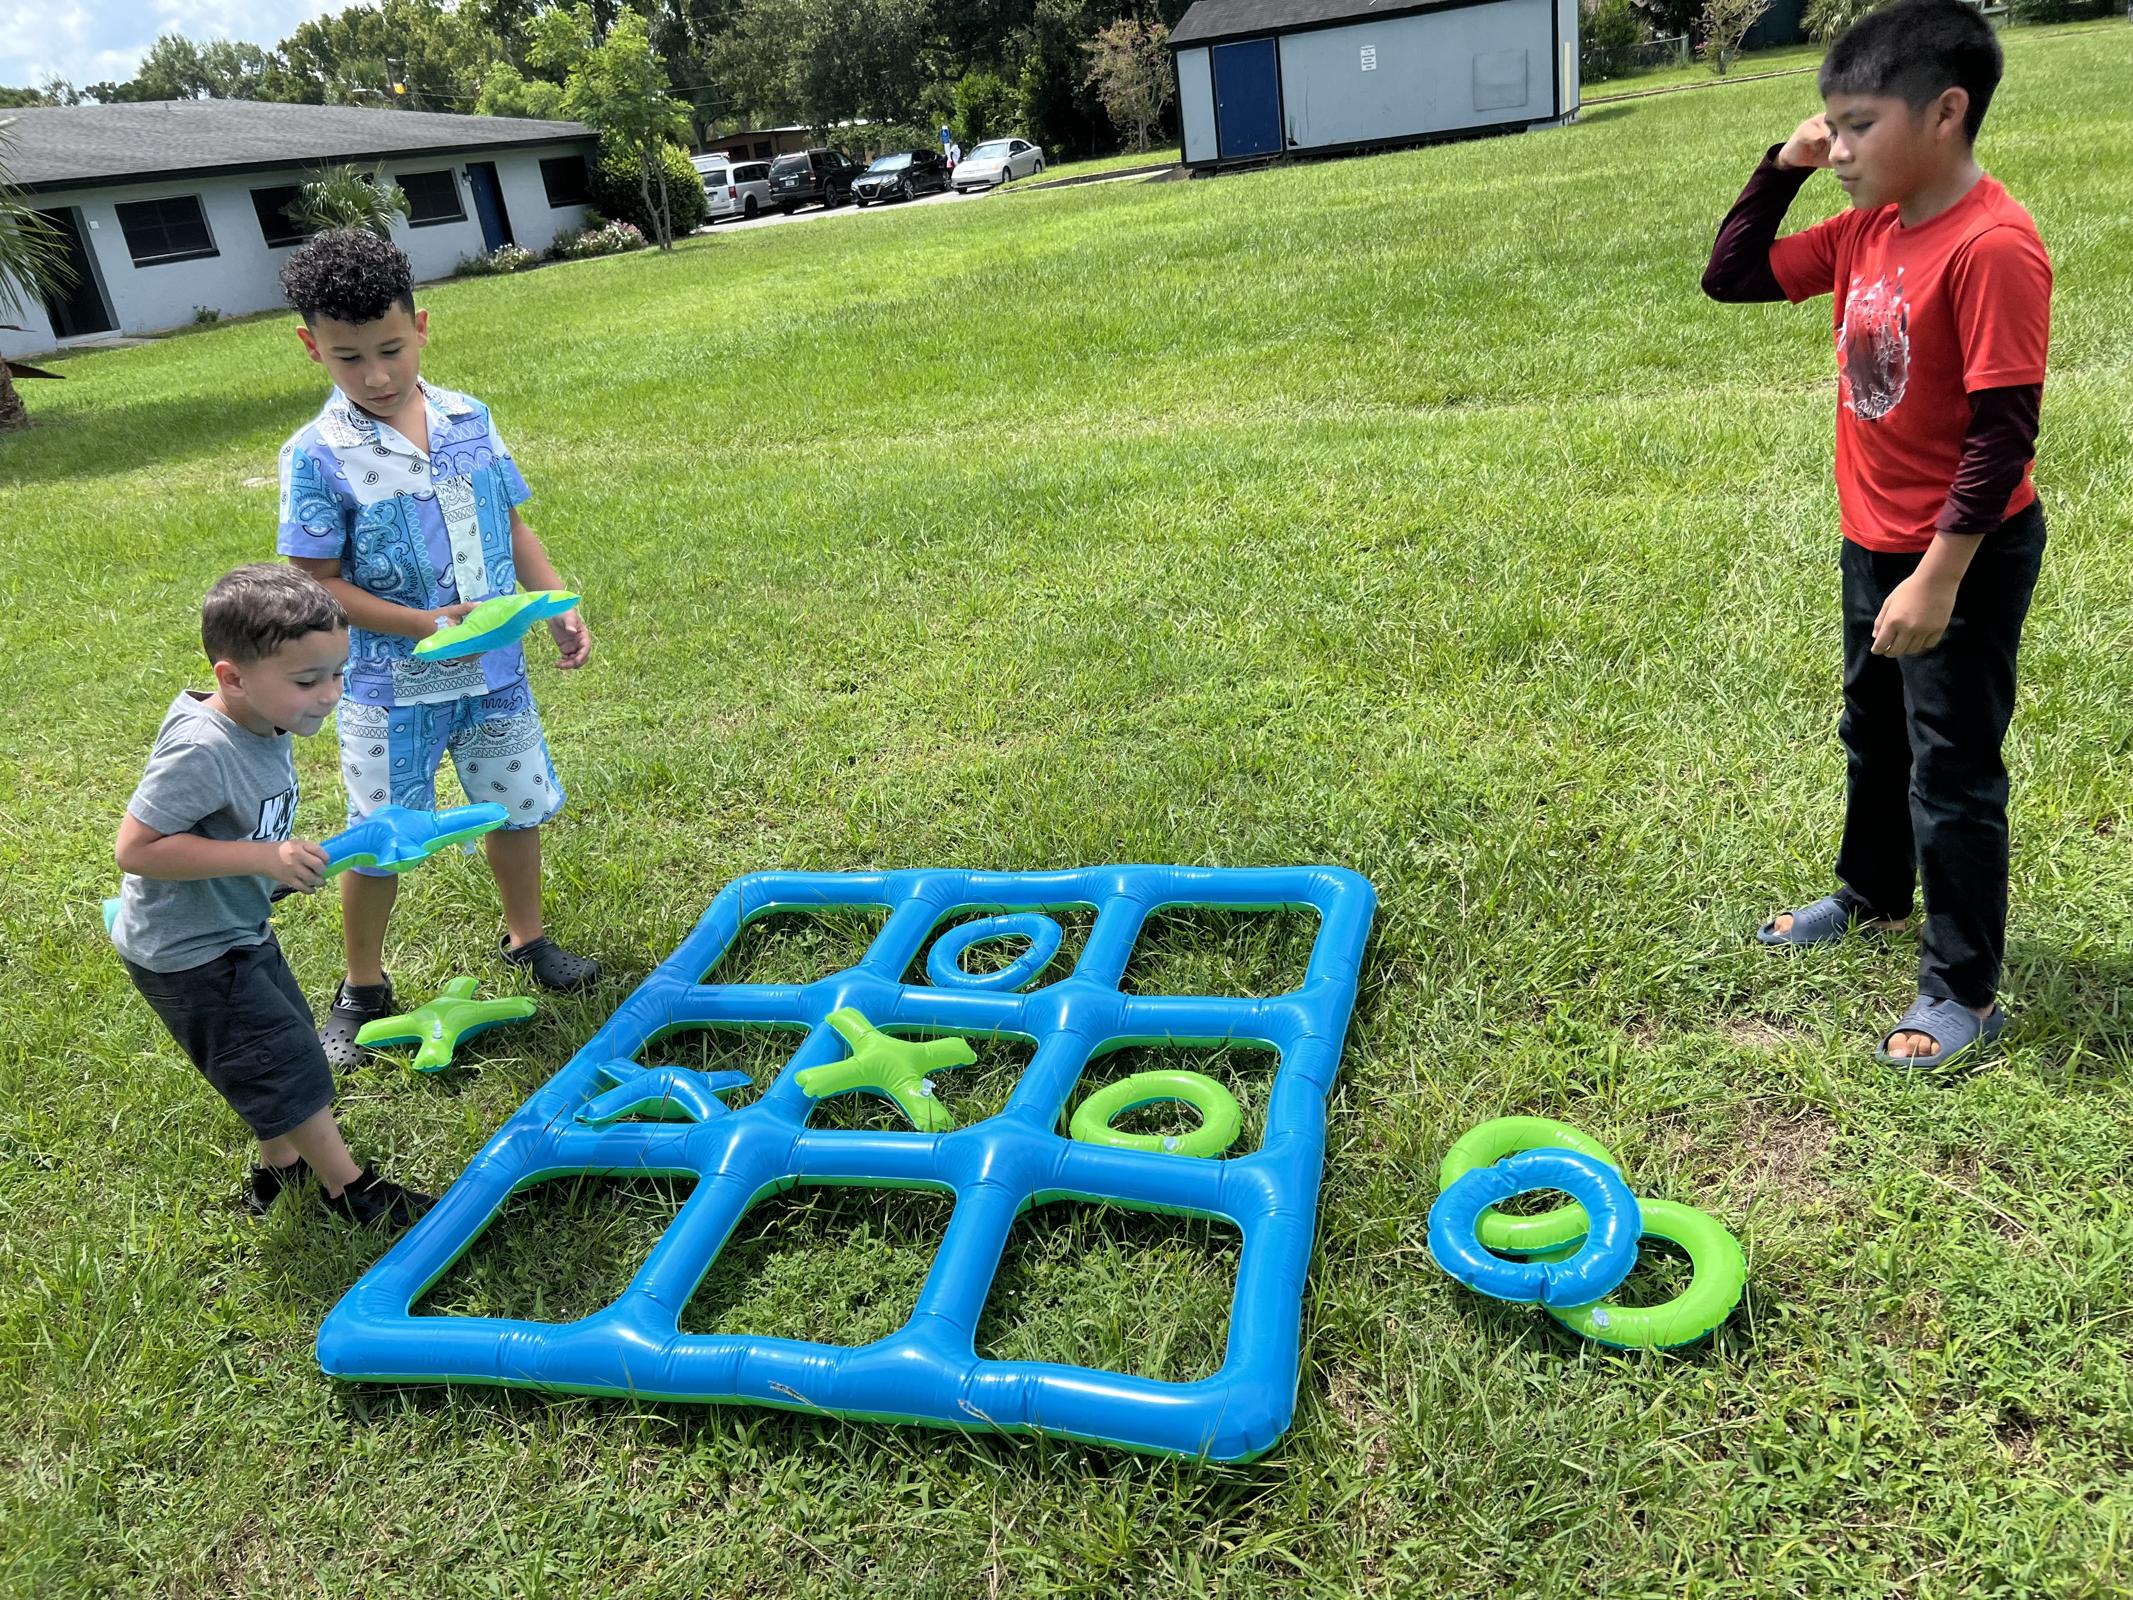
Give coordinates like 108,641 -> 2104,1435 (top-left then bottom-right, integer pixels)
692,156 -> 774,222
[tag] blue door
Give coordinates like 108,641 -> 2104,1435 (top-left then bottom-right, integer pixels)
466,162 -> 513,251
1212,38 -> 1282,160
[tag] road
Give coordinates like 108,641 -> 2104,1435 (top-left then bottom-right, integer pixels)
701,183 -> 1001,235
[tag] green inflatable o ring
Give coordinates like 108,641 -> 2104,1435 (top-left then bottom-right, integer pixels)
1070,1070 -> 1242,1159
1543,1197 -> 1748,1350
1438,1116 -> 1623,1255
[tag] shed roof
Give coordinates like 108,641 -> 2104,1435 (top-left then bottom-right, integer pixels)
1169,0 -> 1474,48
0,100 -> 594,193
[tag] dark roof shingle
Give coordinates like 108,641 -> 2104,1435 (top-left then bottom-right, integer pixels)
1169,0 -> 1465,47
0,99 -> 594,192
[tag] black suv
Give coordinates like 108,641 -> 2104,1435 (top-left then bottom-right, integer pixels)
768,148 -> 859,212
852,149 -> 950,206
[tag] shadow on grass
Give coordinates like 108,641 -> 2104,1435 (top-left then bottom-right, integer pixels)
0,386 -> 312,487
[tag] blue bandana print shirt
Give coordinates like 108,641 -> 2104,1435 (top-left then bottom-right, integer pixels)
277,381 -> 534,709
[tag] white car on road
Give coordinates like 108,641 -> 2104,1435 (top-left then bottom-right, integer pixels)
953,138 -> 1045,192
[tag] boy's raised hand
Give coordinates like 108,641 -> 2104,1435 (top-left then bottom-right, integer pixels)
1777,114 -> 1833,171
260,837 -> 330,893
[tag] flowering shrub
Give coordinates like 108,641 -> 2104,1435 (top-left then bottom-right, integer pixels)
547,218 -> 649,261
455,243 -> 538,277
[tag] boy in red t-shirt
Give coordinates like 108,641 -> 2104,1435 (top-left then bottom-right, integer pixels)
1702,0 -> 2051,1068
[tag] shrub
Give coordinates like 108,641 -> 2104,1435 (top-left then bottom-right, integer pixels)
2005,0 -> 2116,20
1804,0 -> 1880,41
953,70 -> 1019,146
1582,0 -> 1649,81
1700,0 -> 1772,73
546,218 -> 648,261
455,243 -> 538,277
588,141 -> 707,240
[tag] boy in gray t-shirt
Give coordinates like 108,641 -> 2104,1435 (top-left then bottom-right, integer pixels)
115,565 -> 431,1227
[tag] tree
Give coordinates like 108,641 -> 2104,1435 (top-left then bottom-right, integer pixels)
952,69 -> 1017,145
290,164 -> 412,237
0,124 -> 71,433
562,13 -> 694,248
476,61 -> 568,118
1699,0 -> 1771,72
1081,18 -> 1170,153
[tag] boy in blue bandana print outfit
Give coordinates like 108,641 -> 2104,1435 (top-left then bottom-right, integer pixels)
275,229 -> 599,1066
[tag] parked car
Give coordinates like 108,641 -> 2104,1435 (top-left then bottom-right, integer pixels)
953,137 -> 1045,192
692,155 -> 773,222
767,148 -> 859,212
852,149 -> 950,206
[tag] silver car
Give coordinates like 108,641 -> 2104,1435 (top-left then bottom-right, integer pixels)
953,137 -> 1045,192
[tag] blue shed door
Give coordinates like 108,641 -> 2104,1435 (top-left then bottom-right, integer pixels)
466,162 -> 514,251
1212,38 -> 1282,160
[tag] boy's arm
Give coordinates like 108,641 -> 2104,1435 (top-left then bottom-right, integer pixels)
1702,117 -> 1830,304
285,558 -> 475,639
510,506 -> 592,669
116,814 -> 328,892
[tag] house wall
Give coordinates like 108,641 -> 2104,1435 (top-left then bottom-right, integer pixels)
1174,0 -> 1572,168
5,141 -> 593,361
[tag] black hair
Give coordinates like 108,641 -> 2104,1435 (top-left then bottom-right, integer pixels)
202,564 -> 346,666
279,227 -> 416,325
1819,0 -> 2003,143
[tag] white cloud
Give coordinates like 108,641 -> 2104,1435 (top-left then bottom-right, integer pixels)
0,0 -> 333,88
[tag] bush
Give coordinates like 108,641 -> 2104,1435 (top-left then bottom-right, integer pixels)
588,140 -> 707,240
1581,0 -> 1648,81
2005,0 -> 2116,20
455,243 -> 538,277
1804,0 -> 1879,40
1700,0 -> 1772,72
953,70 -> 1019,146
546,218 -> 648,261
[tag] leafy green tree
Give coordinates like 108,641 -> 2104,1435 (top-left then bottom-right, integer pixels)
952,69 -> 1017,145
476,62 -> 569,118
563,12 -> 695,247
1081,18 -> 1170,152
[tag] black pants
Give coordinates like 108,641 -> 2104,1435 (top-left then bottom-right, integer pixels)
1834,501 -> 2045,1008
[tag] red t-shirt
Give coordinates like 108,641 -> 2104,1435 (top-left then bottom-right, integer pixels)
1770,174 -> 2051,552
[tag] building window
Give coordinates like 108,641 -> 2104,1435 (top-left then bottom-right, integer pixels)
250,186 -> 309,249
539,155 -> 592,207
396,168 -> 466,226
113,194 -> 217,266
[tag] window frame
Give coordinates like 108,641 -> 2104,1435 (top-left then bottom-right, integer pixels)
396,167 -> 468,228
539,154 -> 593,208
113,193 -> 219,267
248,185 -> 309,249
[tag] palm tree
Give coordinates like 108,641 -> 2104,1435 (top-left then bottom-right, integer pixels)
288,163 -> 410,238
0,118 -> 70,434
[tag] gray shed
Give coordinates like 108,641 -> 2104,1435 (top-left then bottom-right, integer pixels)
1170,0 -> 1580,169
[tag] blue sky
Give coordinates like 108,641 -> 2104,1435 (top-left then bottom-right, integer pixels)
0,0 -> 330,90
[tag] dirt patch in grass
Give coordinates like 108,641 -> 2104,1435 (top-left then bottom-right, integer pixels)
1734,1107 -> 1839,1205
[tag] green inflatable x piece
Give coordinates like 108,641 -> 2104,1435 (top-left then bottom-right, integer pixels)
355,976 -> 538,1073
794,1007 -> 977,1131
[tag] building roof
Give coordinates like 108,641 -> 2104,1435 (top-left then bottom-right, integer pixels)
0,99 -> 595,194
1169,0 -> 1470,48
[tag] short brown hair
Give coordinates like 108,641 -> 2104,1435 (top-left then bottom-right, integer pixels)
201,564 -> 346,666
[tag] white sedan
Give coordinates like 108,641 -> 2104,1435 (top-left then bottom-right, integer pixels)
953,137 -> 1045,192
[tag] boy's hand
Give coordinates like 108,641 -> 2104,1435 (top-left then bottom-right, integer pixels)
549,608 -> 591,669
421,601 -> 480,637
1872,574 -> 1957,657
259,838 -> 330,893
1777,115 -> 1833,171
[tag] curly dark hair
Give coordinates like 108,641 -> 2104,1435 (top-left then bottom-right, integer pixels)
279,227 -> 416,324
202,564 -> 347,666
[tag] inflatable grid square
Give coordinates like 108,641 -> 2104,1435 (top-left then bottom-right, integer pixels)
318,865 -> 1377,1461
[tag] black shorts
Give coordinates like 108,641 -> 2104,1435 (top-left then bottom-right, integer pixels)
123,934 -> 334,1141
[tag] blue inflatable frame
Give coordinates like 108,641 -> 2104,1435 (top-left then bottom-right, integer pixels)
317,864 -> 1376,1461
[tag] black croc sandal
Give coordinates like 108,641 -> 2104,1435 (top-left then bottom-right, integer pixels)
501,934 -> 601,992
321,977 -> 394,1071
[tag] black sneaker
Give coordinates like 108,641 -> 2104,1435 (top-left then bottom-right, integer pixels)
244,1157 -> 311,1215
500,934 -> 601,992
323,1167 -> 434,1228
320,976 -> 394,1071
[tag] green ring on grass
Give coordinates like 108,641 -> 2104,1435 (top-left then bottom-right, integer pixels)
1540,1197 -> 1748,1350
1438,1116 -> 1623,1254
1070,1070 -> 1242,1159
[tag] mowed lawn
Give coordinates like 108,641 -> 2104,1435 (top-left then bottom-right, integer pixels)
6,27 -> 2133,1598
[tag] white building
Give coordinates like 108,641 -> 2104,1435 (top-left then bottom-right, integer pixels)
2,99 -> 599,360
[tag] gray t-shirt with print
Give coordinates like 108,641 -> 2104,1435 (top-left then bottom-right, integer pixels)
112,691 -> 302,973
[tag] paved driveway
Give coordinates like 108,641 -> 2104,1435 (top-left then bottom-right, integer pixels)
703,184 -> 996,234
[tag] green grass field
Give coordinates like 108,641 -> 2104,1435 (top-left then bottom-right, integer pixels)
6,25 -> 2133,1597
